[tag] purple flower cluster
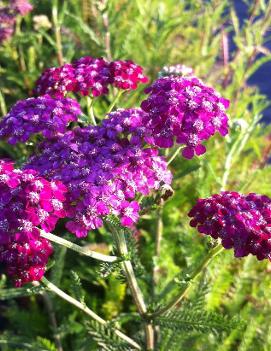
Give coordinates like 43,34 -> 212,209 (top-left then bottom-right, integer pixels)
73,56 -> 113,96
141,76 -> 229,159
0,95 -> 81,144
26,115 -> 172,237
34,56 -> 148,98
1,237 -> 53,287
11,0 -> 33,16
109,60 -> 148,90
0,0 -> 32,43
101,108 -> 148,141
0,160 -> 67,286
189,192 -> 271,261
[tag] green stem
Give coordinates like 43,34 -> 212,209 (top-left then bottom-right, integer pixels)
52,0 -> 64,66
39,230 -> 117,263
151,244 -> 223,318
86,96 -> 97,125
107,91 -> 124,114
152,201 -> 164,298
167,146 -> 184,165
41,277 -> 141,350
0,90 -> 7,116
109,224 -> 155,350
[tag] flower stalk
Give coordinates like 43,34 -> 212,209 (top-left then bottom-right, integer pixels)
52,0 -> 64,66
40,230 -> 118,263
167,146 -> 184,165
41,277 -> 141,350
108,224 -> 155,350
86,96 -> 97,125
107,90 -> 124,114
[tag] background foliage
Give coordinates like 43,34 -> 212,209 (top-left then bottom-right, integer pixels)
1,0 -> 271,350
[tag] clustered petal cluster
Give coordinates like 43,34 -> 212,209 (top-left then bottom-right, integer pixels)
101,108 -> 148,141
0,95 -> 81,144
189,191 -> 271,260
0,0 -> 32,43
34,56 -> 148,98
141,76 -> 229,159
109,60 -> 148,90
0,160 -> 66,286
26,116 -> 172,237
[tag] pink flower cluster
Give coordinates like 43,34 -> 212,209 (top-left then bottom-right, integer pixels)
0,95 -> 81,144
141,76 -> 229,159
26,116 -> 172,237
189,192 -> 271,260
34,56 -> 148,98
0,160 -> 66,286
0,0 -> 33,43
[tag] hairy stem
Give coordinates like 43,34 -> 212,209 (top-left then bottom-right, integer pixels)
40,230 -> 117,263
151,244 -> 223,318
41,277 -> 141,350
109,225 -> 155,350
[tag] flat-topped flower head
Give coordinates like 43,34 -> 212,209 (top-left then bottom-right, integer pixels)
0,95 -> 81,144
26,123 -> 172,238
0,160 -> 67,286
34,64 -> 76,97
0,237 -> 52,287
109,60 -> 148,90
0,1 -> 33,43
102,108 -> 148,141
141,76 -> 229,159
34,57 -> 148,98
11,0 -> 33,16
189,191 -> 271,260
72,56 -> 112,96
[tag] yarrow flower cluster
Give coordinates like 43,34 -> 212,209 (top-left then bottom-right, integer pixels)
0,0 -> 32,43
141,76 -> 229,159
26,118 -> 172,237
0,95 -> 81,144
158,64 -> 194,77
0,160 -> 66,286
109,60 -> 148,90
188,191 -> 271,261
34,56 -> 148,98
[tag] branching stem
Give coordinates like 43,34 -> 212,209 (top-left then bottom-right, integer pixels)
109,224 -> 155,350
151,244 -> 223,318
41,277 -> 141,350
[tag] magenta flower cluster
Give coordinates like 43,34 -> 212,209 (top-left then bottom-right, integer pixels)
34,56 -> 148,98
0,55 -> 235,286
26,116 -> 172,237
0,160 -> 66,286
0,0 -> 33,43
0,95 -> 81,144
141,76 -> 229,159
189,192 -> 271,260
